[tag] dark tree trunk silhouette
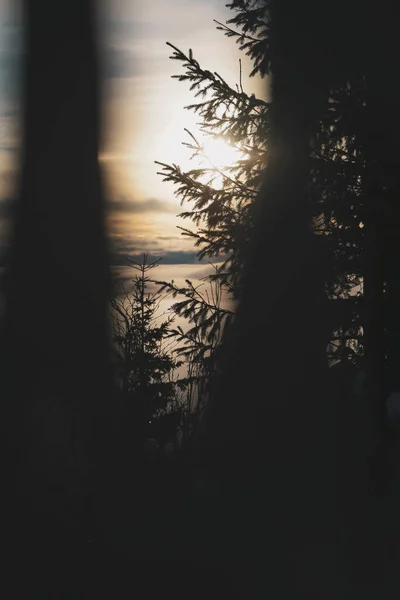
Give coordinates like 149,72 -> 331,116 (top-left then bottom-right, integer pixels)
363,8 -> 400,590
199,2 -> 332,595
0,0 -> 115,547
199,1 -> 379,596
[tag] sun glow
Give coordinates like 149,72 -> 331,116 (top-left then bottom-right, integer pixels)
197,135 -> 245,190
202,137 -> 242,170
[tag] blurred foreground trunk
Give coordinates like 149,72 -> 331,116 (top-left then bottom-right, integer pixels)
0,0 -> 115,544
197,1 -> 383,597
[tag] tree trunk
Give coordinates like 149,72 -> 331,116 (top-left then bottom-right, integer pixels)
202,1 -> 338,595
363,8 -> 400,591
0,0 -> 115,544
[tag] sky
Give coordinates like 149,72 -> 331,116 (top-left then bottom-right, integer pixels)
0,0 -> 266,288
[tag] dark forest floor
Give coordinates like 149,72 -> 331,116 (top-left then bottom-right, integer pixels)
3,440 -> 400,598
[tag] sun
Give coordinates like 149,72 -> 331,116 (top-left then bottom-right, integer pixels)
202,137 -> 242,170
154,123 -> 245,194
198,136 -> 245,190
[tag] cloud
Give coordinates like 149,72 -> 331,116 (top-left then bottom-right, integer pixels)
107,197 -> 178,214
0,22 -> 23,103
153,251 -> 202,264
107,233 -> 164,263
101,46 -> 141,79
109,245 -> 203,267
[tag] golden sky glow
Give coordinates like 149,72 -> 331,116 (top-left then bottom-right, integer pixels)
97,0 -> 266,259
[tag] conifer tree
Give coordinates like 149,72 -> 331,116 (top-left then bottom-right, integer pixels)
111,255 -> 182,443
153,1 -> 398,591
154,6 -> 268,387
